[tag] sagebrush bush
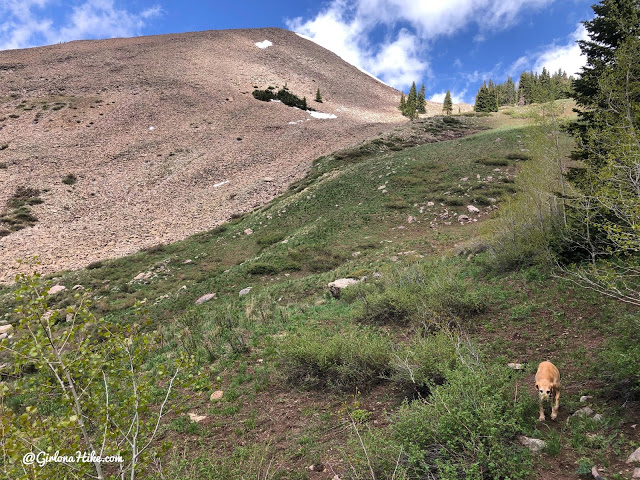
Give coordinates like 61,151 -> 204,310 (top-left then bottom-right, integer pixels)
347,261 -> 486,326
393,365 -> 537,479
280,325 -> 392,391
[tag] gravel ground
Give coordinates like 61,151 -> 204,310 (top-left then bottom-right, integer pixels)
0,27 -> 471,282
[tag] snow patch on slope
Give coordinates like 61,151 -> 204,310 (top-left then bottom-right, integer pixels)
255,40 -> 273,49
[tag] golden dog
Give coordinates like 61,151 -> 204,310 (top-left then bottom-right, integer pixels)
535,361 -> 560,421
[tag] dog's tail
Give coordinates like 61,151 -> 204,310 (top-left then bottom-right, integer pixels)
592,466 -> 606,480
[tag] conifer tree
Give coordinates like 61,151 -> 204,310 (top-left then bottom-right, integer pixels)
399,92 -> 406,114
315,88 -> 323,103
417,84 -> 426,113
406,81 -> 418,119
443,90 -> 453,115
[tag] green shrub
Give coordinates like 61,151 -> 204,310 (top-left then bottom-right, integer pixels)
62,173 -> 77,185
247,263 -> 279,275
280,325 -> 392,391
256,232 -> 286,246
0,143 -> 8,150
393,365 -> 536,479
506,152 -> 532,161
475,157 -> 510,166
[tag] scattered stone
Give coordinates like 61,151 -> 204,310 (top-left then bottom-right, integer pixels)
460,177 -> 469,181
517,435 -> 546,453
352,251 -> 361,257
187,412 -> 206,423
458,214 -> 470,222
495,137 -> 502,142
627,447 -> 640,463
195,293 -> 216,305
373,272 -> 382,279
328,278 -> 359,299
377,185 -> 385,190
48,285 -> 66,295
0,324 -> 13,335
183,259 -> 193,264
488,197 -> 498,203
72,285 -> 84,290
333,476 -> 341,480
397,225 -> 405,230
407,215 -> 416,223
507,363 -> 525,370
573,406 -> 594,418
239,287 -> 252,296
307,464 -> 325,472
427,201 -> 435,207
0,333 -> 7,340
390,256 -> 399,262
263,177 -> 274,182
244,228 -> 253,235
467,205 -> 480,214
210,390 -> 224,401
632,467 -> 640,479
592,413 -> 603,422
580,395 -> 593,403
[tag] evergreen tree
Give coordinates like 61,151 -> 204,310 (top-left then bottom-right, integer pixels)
399,92 -> 406,114
315,88 -> 323,103
417,84 -> 426,113
406,81 -> 418,119
443,90 -> 453,115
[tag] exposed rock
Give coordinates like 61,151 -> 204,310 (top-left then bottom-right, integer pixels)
48,285 -> 66,295
72,284 -> 84,290
0,324 -> 13,335
628,447 -> 640,463
244,228 -> 253,235
580,395 -> 593,403
517,435 -> 546,453
507,363 -> 525,370
328,278 -> 359,299
632,467 -> 640,479
239,287 -> 252,296
467,205 -> 480,214
195,293 -> 216,305
407,215 -> 416,223
187,412 -> 207,423
573,406 -> 594,418
183,259 -> 193,264
592,413 -> 603,422
0,333 -> 7,340
427,201 -> 435,207
210,390 -> 224,401
458,214 -> 470,222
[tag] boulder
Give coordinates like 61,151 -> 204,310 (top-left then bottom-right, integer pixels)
580,395 -> 593,403
458,214 -> 470,222
47,285 -> 66,295
239,287 -> 252,296
572,406 -> 594,418
517,435 -> 546,453
210,390 -> 224,401
187,412 -> 207,423
195,293 -> 216,305
628,447 -> 640,464
467,205 -> 480,214
328,278 -> 359,299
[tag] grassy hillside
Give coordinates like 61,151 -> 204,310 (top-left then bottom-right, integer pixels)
1,103 -> 638,479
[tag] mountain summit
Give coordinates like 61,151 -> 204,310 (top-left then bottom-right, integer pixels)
0,27 -> 405,280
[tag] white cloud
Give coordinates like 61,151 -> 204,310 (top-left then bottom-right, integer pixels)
430,90 -> 468,104
532,24 -> 587,76
286,0 -> 555,90
0,0 -> 162,51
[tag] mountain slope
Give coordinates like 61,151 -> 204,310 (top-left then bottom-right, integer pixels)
0,27 -> 404,281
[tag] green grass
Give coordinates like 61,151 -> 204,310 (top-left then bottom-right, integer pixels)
0,106 -> 635,478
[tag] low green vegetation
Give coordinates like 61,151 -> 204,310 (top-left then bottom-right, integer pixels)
1,4 -> 639,472
0,186 -> 43,237
252,86 -> 313,110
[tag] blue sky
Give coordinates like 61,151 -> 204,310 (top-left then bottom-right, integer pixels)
0,0 -> 594,103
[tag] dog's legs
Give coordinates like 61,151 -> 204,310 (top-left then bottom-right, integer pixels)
539,398 -> 545,421
551,388 -> 560,420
